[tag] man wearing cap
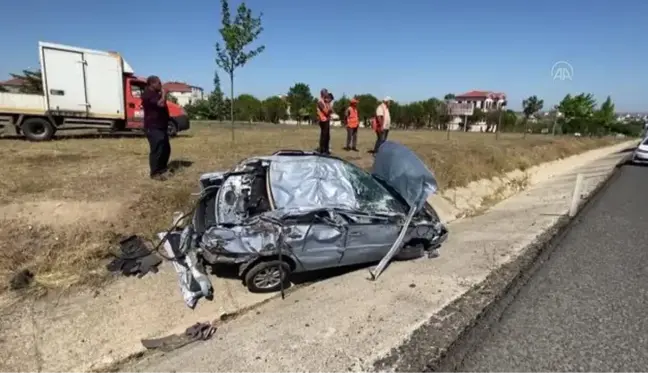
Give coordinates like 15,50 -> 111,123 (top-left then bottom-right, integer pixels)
372,96 -> 392,154
343,97 -> 360,151
316,89 -> 333,154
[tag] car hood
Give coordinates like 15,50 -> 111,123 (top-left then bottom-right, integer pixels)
371,140 -> 438,212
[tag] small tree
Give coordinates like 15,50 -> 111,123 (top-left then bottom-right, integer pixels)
333,94 -> 351,125
593,96 -> 615,135
354,94 -> 379,126
262,96 -> 288,124
286,83 -> 314,124
522,95 -> 544,136
215,0 -> 265,141
234,93 -> 262,122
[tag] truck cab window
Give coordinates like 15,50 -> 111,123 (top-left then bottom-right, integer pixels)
131,85 -> 145,98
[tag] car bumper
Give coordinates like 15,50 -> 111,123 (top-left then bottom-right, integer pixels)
632,151 -> 648,163
172,115 -> 190,132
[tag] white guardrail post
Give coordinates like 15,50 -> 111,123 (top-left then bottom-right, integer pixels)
569,173 -> 584,217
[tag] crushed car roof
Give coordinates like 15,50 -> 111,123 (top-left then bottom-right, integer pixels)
269,154 -> 406,215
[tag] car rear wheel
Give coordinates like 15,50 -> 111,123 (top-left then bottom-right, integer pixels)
244,260 -> 291,293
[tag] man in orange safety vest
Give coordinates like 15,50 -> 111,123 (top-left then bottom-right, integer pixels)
343,98 -> 360,151
316,89 -> 333,154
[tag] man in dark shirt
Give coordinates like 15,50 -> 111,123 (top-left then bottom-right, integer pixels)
141,75 -> 171,180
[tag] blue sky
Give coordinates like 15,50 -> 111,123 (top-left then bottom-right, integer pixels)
0,0 -> 645,111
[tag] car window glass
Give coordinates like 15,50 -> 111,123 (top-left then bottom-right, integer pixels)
642,137 -> 648,145
341,162 -> 406,214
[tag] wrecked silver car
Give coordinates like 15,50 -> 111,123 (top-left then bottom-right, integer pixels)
159,141 -> 448,308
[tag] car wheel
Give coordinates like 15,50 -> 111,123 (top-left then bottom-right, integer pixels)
167,120 -> 178,137
21,117 -> 55,141
394,245 -> 425,261
244,260 -> 291,293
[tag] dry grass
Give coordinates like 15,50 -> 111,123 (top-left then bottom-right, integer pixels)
0,122 -> 622,294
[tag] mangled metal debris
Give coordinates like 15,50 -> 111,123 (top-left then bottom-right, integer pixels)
157,141 -> 449,308
106,235 -> 162,278
141,321 -> 216,352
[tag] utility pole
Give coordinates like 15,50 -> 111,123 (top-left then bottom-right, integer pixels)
496,107 -> 502,140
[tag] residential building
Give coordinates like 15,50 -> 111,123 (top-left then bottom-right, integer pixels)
455,90 -> 506,111
448,90 -> 507,132
0,77 -> 28,93
163,82 -> 204,107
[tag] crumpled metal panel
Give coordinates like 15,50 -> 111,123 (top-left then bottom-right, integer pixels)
269,156 -> 406,215
201,218 -> 283,254
372,140 -> 439,212
270,156 -> 357,212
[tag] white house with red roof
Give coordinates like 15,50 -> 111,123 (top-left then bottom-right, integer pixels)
448,90 -> 507,132
454,90 -> 506,111
163,81 -> 204,107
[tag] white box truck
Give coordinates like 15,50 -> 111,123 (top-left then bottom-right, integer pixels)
0,41 -> 189,141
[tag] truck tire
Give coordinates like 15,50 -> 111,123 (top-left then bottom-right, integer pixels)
21,118 -> 55,141
167,120 -> 178,137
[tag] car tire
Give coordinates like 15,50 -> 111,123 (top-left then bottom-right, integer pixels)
394,245 -> 425,261
244,260 -> 291,293
21,117 -> 55,141
168,120 -> 178,137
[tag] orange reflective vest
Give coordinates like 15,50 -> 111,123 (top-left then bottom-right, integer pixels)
317,99 -> 331,122
347,106 -> 359,128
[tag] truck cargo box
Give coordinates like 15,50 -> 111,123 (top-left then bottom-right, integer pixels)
38,41 -> 134,119
0,92 -> 46,114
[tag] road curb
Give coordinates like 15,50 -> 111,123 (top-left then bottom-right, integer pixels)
372,153 -> 629,372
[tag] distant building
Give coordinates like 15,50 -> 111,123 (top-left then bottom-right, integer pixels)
448,90 -> 507,132
454,90 -> 506,112
163,82 -> 204,106
0,77 -> 28,93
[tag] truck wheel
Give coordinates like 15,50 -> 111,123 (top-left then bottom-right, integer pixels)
167,120 -> 178,137
21,118 -> 55,141
244,260 -> 291,293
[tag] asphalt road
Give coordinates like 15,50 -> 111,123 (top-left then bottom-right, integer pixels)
456,163 -> 648,371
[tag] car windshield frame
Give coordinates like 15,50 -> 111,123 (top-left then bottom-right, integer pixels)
336,159 -> 409,215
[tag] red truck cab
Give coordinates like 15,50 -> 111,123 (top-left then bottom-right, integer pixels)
124,76 -> 189,135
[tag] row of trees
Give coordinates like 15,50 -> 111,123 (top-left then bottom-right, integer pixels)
519,93 -> 644,136
186,84 -> 643,136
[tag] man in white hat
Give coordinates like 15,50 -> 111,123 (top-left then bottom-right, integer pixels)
371,96 -> 392,154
